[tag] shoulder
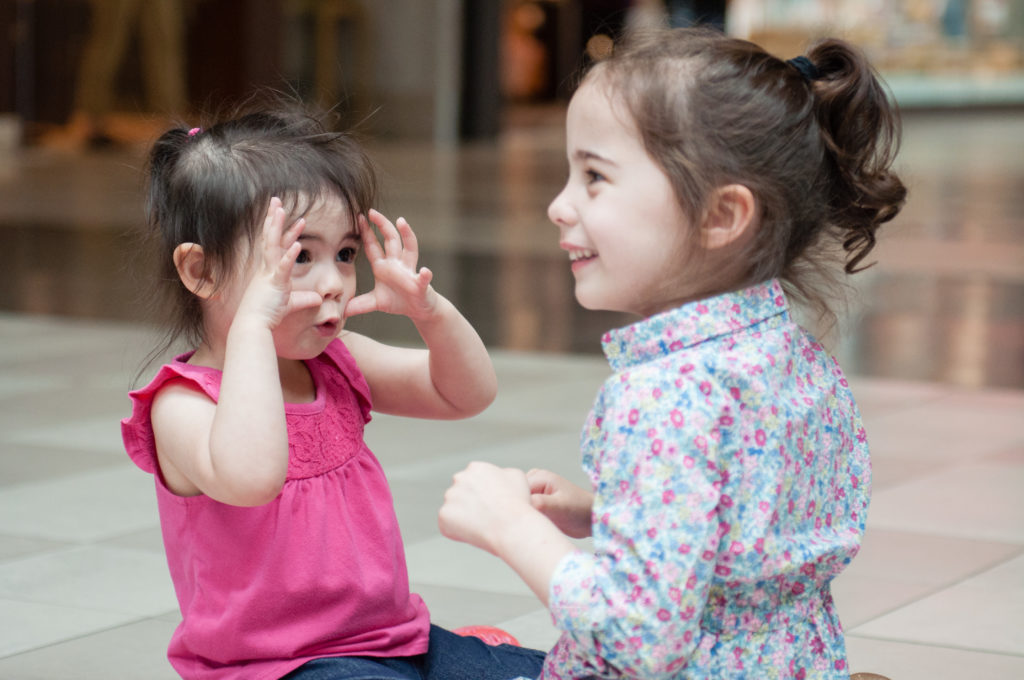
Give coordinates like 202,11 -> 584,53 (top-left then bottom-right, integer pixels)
122,358 -> 217,474
318,336 -> 373,418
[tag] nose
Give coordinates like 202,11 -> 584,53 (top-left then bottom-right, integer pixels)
315,263 -> 345,301
547,184 -> 576,229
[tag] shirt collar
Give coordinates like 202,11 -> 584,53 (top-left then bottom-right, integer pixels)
601,279 -> 790,371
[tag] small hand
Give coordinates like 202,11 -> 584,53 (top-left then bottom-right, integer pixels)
527,469 -> 594,539
438,462 -> 535,556
344,209 -> 437,320
236,197 -> 322,329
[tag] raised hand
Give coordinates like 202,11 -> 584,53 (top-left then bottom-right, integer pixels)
344,209 -> 437,321
236,197 -> 322,329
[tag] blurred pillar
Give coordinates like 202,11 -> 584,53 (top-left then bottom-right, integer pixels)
459,0 -> 501,141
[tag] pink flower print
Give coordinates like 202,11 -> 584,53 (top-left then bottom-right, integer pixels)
702,550 -> 715,561
647,527 -> 658,539
686,574 -> 697,590
696,303 -> 709,314
683,455 -> 695,468
719,414 -> 734,426
755,429 -> 767,446
670,409 -> 685,427
730,541 -> 744,555
792,582 -> 805,595
680,605 -> 695,621
699,381 -> 712,395
652,387 -> 662,399
669,587 -> 682,604
715,564 -> 732,577
657,608 -> 672,622
729,386 -> 742,400
651,439 -> 663,455
628,409 -> 640,425
679,363 -> 695,374
662,489 -> 675,504
835,659 -> 847,671
801,563 -> 816,577
721,494 -> 734,509
754,538 -> 765,554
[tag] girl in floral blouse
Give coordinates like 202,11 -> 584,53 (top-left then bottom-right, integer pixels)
439,27 -> 906,679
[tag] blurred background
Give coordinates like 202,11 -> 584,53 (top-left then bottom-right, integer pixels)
0,0 -> 1022,388
0,2 -> 1023,678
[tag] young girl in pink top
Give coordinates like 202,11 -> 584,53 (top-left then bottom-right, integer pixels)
121,105 -> 546,680
439,27 -> 907,679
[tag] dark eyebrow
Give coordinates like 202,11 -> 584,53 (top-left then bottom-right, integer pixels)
297,230 -> 360,244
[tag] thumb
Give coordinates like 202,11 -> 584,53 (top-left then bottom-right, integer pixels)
344,292 -> 378,319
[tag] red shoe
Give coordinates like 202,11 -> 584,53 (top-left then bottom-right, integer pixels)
454,625 -> 520,646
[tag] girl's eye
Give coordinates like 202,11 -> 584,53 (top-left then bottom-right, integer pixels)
337,247 -> 357,264
585,169 -> 605,184
295,249 -> 311,264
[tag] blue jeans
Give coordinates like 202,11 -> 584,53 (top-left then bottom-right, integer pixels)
281,625 -> 547,680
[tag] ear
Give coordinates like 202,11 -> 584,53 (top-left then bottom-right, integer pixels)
701,184 -> 757,250
172,243 -> 216,299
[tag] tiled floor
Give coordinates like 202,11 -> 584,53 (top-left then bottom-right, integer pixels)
1,106 -> 1022,678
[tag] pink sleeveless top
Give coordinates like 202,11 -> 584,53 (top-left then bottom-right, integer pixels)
121,339 -> 430,680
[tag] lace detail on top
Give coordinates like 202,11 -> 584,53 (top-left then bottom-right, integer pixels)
286,353 -> 369,479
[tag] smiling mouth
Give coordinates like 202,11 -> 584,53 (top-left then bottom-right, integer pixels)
568,248 -> 597,266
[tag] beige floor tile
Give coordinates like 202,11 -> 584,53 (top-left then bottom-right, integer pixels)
0,616 -> 179,680
852,554 -> 1024,656
0,545 -> 177,616
0,598 -> 137,658
845,635 -> 1024,680
0,467 -> 158,542
866,461 -> 1024,542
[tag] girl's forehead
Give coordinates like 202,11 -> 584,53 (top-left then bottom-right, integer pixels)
566,79 -> 642,152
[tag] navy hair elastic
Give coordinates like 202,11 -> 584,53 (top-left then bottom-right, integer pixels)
786,56 -> 820,82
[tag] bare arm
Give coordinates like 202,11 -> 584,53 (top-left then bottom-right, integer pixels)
152,199 -> 321,506
343,210 -> 497,419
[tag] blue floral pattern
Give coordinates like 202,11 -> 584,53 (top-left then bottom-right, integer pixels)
540,279 -> 869,679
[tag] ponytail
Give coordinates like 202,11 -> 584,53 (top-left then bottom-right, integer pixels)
806,39 -> 907,273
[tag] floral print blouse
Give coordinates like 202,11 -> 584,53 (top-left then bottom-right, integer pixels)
540,279 -> 870,679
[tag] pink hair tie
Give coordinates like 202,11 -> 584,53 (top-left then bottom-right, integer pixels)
187,127 -> 201,137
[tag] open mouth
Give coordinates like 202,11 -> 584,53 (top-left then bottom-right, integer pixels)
316,320 -> 340,337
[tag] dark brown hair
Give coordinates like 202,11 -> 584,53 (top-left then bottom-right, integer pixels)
586,27 -> 907,319
140,96 -> 378,370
